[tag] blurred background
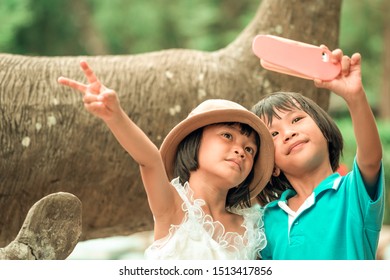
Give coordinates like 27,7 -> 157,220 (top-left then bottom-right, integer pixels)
1,0 -> 389,259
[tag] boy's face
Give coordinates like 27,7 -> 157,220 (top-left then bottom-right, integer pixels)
264,107 -> 329,177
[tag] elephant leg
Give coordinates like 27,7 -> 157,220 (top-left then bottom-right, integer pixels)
0,192 -> 82,260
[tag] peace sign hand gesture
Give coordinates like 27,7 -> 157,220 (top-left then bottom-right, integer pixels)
58,60 -> 122,122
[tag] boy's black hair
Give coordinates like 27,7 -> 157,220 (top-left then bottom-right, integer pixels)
173,122 -> 260,208
251,92 -> 343,206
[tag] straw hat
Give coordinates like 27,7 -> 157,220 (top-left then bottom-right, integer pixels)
160,99 -> 274,198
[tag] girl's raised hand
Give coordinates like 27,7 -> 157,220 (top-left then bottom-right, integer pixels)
58,60 -> 122,122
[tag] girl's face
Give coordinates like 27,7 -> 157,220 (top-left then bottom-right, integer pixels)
196,124 -> 258,188
265,108 -> 329,177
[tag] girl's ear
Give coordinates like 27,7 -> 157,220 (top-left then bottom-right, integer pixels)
272,166 -> 280,177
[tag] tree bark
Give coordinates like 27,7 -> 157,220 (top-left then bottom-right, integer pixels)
0,0 -> 342,247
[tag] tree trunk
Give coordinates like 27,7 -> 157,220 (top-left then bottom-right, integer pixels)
0,0 -> 342,246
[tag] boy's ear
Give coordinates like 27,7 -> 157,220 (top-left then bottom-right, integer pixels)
272,167 -> 280,177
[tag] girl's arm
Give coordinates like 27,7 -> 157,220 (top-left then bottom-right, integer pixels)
315,51 -> 382,197
58,61 -> 177,218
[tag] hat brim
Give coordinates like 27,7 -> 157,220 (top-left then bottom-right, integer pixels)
160,108 -> 274,199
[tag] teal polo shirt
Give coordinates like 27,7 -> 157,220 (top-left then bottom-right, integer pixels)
260,159 -> 385,260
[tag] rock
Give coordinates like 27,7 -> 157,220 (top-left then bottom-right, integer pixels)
0,192 -> 82,260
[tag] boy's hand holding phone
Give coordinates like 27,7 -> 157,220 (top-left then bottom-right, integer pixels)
252,34 -> 341,81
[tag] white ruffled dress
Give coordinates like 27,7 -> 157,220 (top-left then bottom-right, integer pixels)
144,178 -> 267,260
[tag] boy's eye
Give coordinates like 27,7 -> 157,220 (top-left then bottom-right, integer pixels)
292,117 -> 302,123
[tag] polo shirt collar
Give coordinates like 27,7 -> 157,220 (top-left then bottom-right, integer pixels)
265,172 -> 342,209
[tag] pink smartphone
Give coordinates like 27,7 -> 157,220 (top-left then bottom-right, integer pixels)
252,35 -> 341,81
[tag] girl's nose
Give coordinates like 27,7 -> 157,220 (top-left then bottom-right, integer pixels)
234,148 -> 245,158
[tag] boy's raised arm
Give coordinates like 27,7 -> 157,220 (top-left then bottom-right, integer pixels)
315,51 -> 382,196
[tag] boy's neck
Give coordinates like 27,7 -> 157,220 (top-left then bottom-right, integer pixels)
285,164 -> 333,199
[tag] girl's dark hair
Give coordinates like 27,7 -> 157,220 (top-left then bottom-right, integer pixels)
251,92 -> 343,206
173,122 -> 260,209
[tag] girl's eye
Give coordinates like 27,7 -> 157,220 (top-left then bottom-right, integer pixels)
245,146 -> 255,155
222,133 -> 232,139
271,131 -> 278,137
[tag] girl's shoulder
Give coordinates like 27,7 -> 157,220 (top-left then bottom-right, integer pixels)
229,204 -> 264,228
170,177 -> 201,206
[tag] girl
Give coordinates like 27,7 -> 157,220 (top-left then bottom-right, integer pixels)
251,49 -> 385,259
58,61 -> 274,259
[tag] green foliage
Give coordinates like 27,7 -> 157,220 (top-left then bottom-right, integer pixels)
336,117 -> 390,224
0,0 -> 258,55
89,0 -> 258,54
0,0 -> 94,55
91,0 -> 167,54
0,0 -> 32,51
340,0 -> 384,105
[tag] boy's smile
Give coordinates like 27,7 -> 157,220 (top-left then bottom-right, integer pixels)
287,139 -> 308,155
